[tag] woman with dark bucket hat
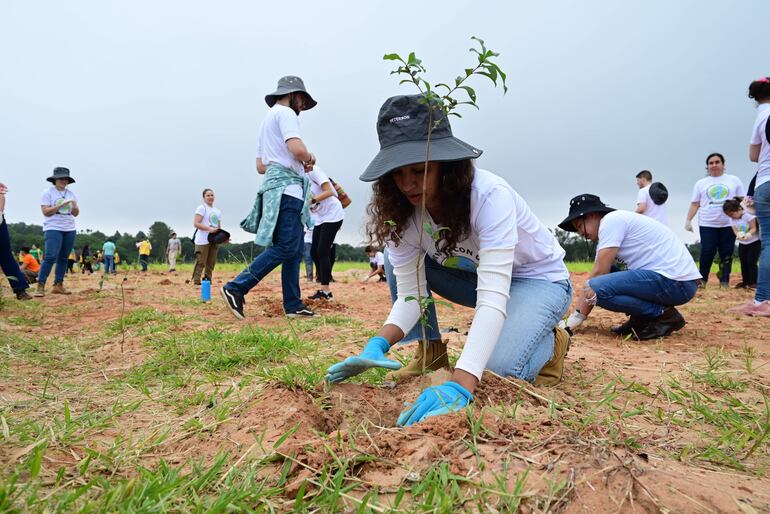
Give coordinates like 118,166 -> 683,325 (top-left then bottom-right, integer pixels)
325,94 -> 572,427
558,194 -> 701,340
35,167 -> 79,297
221,76 -> 317,319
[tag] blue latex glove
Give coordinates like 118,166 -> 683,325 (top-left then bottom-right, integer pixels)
325,336 -> 401,383
397,381 -> 473,427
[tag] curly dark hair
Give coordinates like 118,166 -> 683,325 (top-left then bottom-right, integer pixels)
748,78 -> 770,103
366,159 -> 475,257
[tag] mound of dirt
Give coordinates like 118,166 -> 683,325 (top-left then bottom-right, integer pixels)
158,279 -> 173,285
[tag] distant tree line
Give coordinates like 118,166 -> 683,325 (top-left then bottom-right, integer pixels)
6,221 -> 370,264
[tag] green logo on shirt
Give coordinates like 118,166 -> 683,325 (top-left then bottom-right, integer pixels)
55,198 -> 72,214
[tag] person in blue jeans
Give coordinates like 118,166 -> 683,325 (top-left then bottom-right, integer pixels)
221,76 -> 318,319
0,181 -> 32,300
731,76 -> 770,316
559,194 -> 701,340
324,94 -> 572,427
35,167 -> 79,297
102,239 -> 116,274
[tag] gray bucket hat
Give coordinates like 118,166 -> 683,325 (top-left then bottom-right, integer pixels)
360,94 -> 482,182
264,76 -> 317,110
46,166 -> 75,184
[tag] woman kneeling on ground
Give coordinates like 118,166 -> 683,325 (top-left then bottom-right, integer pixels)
325,94 -> 572,427
559,194 -> 701,340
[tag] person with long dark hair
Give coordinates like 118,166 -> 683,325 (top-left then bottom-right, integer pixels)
685,153 -> 745,287
731,76 -> 770,315
324,94 -> 571,426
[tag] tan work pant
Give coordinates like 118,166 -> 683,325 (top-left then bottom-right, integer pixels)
192,243 -> 218,283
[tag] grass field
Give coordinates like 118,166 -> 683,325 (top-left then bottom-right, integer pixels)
0,265 -> 767,512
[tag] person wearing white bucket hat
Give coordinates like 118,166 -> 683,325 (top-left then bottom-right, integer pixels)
325,94 -> 572,427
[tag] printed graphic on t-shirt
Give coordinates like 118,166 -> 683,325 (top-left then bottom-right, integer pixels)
440,255 -> 478,272
736,220 -> 750,233
209,212 -> 219,227
55,197 -> 72,214
706,184 -> 729,205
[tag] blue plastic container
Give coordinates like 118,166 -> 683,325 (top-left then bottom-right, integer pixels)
201,279 -> 211,302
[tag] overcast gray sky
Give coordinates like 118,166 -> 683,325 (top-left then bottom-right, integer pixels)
1,1 -> 767,246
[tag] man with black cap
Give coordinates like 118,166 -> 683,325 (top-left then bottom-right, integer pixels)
634,170 -> 669,226
559,194 -> 701,340
221,76 -> 318,319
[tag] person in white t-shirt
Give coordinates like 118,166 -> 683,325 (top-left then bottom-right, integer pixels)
363,246 -> 386,282
559,194 -> 701,340
722,198 -> 760,289
306,165 -> 344,300
35,167 -> 80,297
221,76 -> 318,320
324,94 -> 572,427
732,78 -> 770,316
192,188 -> 223,285
685,152 -> 745,287
634,170 -> 668,225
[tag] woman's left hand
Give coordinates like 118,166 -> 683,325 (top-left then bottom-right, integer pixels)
397,381 -> 473,427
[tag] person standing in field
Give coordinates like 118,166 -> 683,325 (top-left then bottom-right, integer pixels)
302,227 -> 314,282
80,244 -> 93,274
685,153 -> 745,287
634,170 -> 669,225
192,189 -> 222,285
0,182 -> 33,300
325,94 -> 572,426
30,244 -> 43,264
67,248 -> 76,273
102,239 -> 116,274
307,165 -> 344,301
363,245 -> 386,282
136,238 -> 152,272
36,167 -> 79,297
166,232 -> 182,272
731,77 -> 770,316
221,76 -> 318,319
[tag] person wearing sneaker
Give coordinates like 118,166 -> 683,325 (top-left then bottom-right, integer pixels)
221,76 -> 318,320
0,182 -> 33,300
307,164 -> 344,301
558,194 -> 701,340
191,189 -> 222,285
36,167 -> 79,297
324,94 -> 572,427
731,76 -> 770,316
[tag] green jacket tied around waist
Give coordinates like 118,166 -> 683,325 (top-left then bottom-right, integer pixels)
240,164 -> 313,247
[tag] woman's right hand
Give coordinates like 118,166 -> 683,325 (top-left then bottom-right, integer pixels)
684,220 -> 693,232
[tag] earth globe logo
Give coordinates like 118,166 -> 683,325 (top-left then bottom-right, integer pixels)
707,184 -> 729,202
441,255 -> 478,272
210,212 -> 220,226
55,198 -> 72,214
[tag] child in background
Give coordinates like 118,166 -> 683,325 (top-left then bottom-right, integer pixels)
724,198 -> 760,288
363,245 -> 386,283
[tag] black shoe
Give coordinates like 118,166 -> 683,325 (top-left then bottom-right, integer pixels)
287,306 -> 315,318
634,307 -> 685,341
610,315 -> 643,336
15,290 -> 33,301
220,286 -> 245,320
378,276 -> 387,283
307,290 -> 333,301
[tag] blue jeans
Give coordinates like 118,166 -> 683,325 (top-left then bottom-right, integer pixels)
38,230 -> 77,285
303,241 -> 313,280
0,219 -> 29,293
755,181 -> 770,301
698,226 -> 736,284
226,195 -> 304,312
139,254 -> 149,271
104,255 -> 115,273
588,269 -> 698,318
385,252 -> 572,382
